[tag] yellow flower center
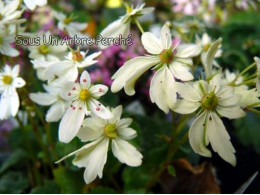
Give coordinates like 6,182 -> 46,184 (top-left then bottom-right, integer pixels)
72,51 -> 83,62
159,48 -> 174,64
38,45 -> 50,55
203,43 -> 211,52
79,89 -> 91,101
201,92 -> 219,110
104,124 -> 118,139
2,75 -> 13,85
63,17 -> 72,25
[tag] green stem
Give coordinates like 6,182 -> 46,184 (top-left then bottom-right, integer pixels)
230,62 -> 256,86
134,18 -> 144,34
145,113 -> 190,190
247,102 -> 260,108
15,116 -> 42,186
236,78 -> 256,86
245,107 -> 260,114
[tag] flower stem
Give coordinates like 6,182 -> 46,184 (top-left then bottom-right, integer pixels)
247,102 -> 260,108
134,18 -> 144,34
230,62 -> 256,85
145,113 -> 190,190
236,78 -> 256,86
245,107 -> 260,114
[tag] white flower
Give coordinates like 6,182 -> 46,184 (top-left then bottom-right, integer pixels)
222,69 -> 243,85
31,60 -> 57,81
0,0 -> 24,25
111,23 -> 200,113
58,70 -> 112,143
174,73 -> 245,166
56,105 -> 142,184
30,84 -> 69,122
196,33 -> 222,67
28,32 -> 67,61
254,56 -> 260,93
23,0 -> 47,10
45,50 -> 101,85
53,11 -> 88,38
0,25 -> 19,57
0,65 -> 26,120
234,86 -> 260,108
99,3 -> 154,49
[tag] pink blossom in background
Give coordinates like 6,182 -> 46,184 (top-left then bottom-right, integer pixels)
97,45 -> 121,68
90,68 -> 112,86
171,0 -> 201,15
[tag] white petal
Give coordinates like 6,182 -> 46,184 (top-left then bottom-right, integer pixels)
10,88 -> 19,116
30,93 -> 57,106
81,138 -> 109,183
11,65 -> 20,78
169,61 -> 193,81
141,32 -> 163,54
112,138 -> 142,166
189,112 -> 212,157
216,106 -> 245,119
117,127 -> 137,140
89,84 -> 108,98
176,82 -> 202,102
160,23 -> 172,49
111,56 -> 159,95
175,44 -> 201,58
24,0 -> 36,10
80,70 -> 91,89
58,101 -> 86,143
174,99 -> 200,114
207,112 -> 236,166
60,82 -> 80,101
46,101 -> 67,122
0,88 -> 12,119
208,73 -> 221,93
12,77 -> 26,88
89,99 -> 113,119
116,118 -> 133,129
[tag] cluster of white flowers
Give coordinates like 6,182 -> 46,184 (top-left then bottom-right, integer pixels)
1,0 -> 260,186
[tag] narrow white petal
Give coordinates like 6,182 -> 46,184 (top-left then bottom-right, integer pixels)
80,70 -> 91,89
160,24 -> 172,49
11,65 -> 20,78
207,112 -> 236,166
89,84 -> 108,98
77,119 -> 104,142
117,127 -> 137,140
174,99 -> 200,114
216,106 -> 245,119
46,101 -> 66,122
58,101 -> 86,143
111,105 -> 122,123
169,61 -> 193,81
189,112 -> 212,157
12,77 -> 26,88
141,32 -> 163,54
116,118 -> 133,129
111,56 -> 159,94
10,88 -> 19,116
0,89 -> 12,119
89,99 -> 113,119
112,138 -> 142,166
176,82 -> 202,102
30,93 -> 57,106
175,44 -> 201,58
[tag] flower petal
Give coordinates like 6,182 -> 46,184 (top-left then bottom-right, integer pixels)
112,138 -> 142,166
46,101 -> 67,122
12,77 -> 26,88
174,99 -> 200,114
58,101 -> 86,143
207,112 -> 236,166
175,44 -> 201,58
80,70 -> 91,89
89,99 -> 113,119
176,82 -> 202,102
160,23 -> 172,49
141,32 -> 163,54
30,93 -> 57,106
89,84 -> 108,98
111,56 -> 159,95
189,112 -> 212,157
169,61 -> 193,81
117,127 -> 137,140
216,106 -> 245,119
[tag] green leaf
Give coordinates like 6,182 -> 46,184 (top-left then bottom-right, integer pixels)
167,165 -> 176,177
125,189 -> 146,193
53,166 -> 85,193
0,171 -> 29,193
30,180 -> 60,194
0,149 -> 28,175
89,186 -> 117,194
